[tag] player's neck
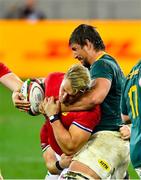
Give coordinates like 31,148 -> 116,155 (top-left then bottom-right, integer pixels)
94,50 -> 106,62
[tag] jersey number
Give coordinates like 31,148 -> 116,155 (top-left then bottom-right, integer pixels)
128,85 -> 139,119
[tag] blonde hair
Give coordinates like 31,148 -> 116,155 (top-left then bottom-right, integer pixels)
64,64 -> 91,94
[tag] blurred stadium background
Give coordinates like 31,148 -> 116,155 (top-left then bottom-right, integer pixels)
0,0 -> 141,179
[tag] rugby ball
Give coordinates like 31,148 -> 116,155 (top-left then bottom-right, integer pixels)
21,79 -> 45,115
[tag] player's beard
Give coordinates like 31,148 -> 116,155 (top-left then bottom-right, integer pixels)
62,96 -> 76,105
82,58 -> 91,70
63,92 -> 83,106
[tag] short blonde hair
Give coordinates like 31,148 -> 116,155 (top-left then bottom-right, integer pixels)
64,64 -> 91,94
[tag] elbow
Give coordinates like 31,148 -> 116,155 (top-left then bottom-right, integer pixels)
63,147 -> 76,156
64,149 -> 76,156
62,144 -> 78,156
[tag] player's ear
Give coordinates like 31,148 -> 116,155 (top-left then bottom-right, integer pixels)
84,39 -> 93,51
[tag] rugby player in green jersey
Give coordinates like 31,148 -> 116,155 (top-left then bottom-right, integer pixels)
61,24 -> 130,179
121,60 -> 141,178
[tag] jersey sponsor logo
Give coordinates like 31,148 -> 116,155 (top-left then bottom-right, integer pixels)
98,159 -> 111,172
62,112 -> 69,116
127,69 -> 139,79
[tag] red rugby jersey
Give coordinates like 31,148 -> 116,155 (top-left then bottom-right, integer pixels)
40,72 -> 101,155
0,63 -> 11,78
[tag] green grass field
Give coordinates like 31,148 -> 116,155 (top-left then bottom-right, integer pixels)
0,85 -> 139,179
0,85 -> 46,179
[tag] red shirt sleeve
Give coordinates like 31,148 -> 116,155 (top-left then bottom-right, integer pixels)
40,123 -> 50,152
0,63 -> 11,78
71,105 -> 101,133
40,120 -> 63,155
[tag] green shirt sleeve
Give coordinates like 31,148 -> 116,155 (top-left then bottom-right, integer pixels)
90,60 -> 113,81
121,90 -> 128,115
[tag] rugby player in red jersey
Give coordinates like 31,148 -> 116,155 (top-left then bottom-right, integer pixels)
40,64 -> 101,179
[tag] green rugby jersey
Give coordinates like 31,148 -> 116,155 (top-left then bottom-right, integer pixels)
121,60 -> 141,168
90,54 -> 125,132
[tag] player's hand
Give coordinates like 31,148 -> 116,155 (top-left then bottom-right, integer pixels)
39,100 -> 46,115
120,125 -> 130,140
12,91 -> 30,112
42,96 -> 60,117
59,153 -> 73,169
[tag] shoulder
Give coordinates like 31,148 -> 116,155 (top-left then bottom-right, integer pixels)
44,72 -> 64,97
44,72 -> 64,85
90,59 -> 113,80
45,72 -> 64,81
91,56 -> 113,70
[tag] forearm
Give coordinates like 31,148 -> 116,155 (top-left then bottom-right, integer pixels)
45,157 -> 69,175
0,73 -> 23,91
61,89 -> 105,112
61,96 -> 95,112
47,161 -> 60,174
61,79 -> 110,112
43,148 -> 63,175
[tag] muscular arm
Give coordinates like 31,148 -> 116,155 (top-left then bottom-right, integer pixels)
61,78 -> 111,111
43,97 -> 100,156
0,72 -> 23,91
43,147 -> 59,174
51,121 -> 91,155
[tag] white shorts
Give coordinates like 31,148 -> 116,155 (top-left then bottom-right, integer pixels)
45,174 -> 59,180
72,131 -> 130,179
46,169 -> 68,180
